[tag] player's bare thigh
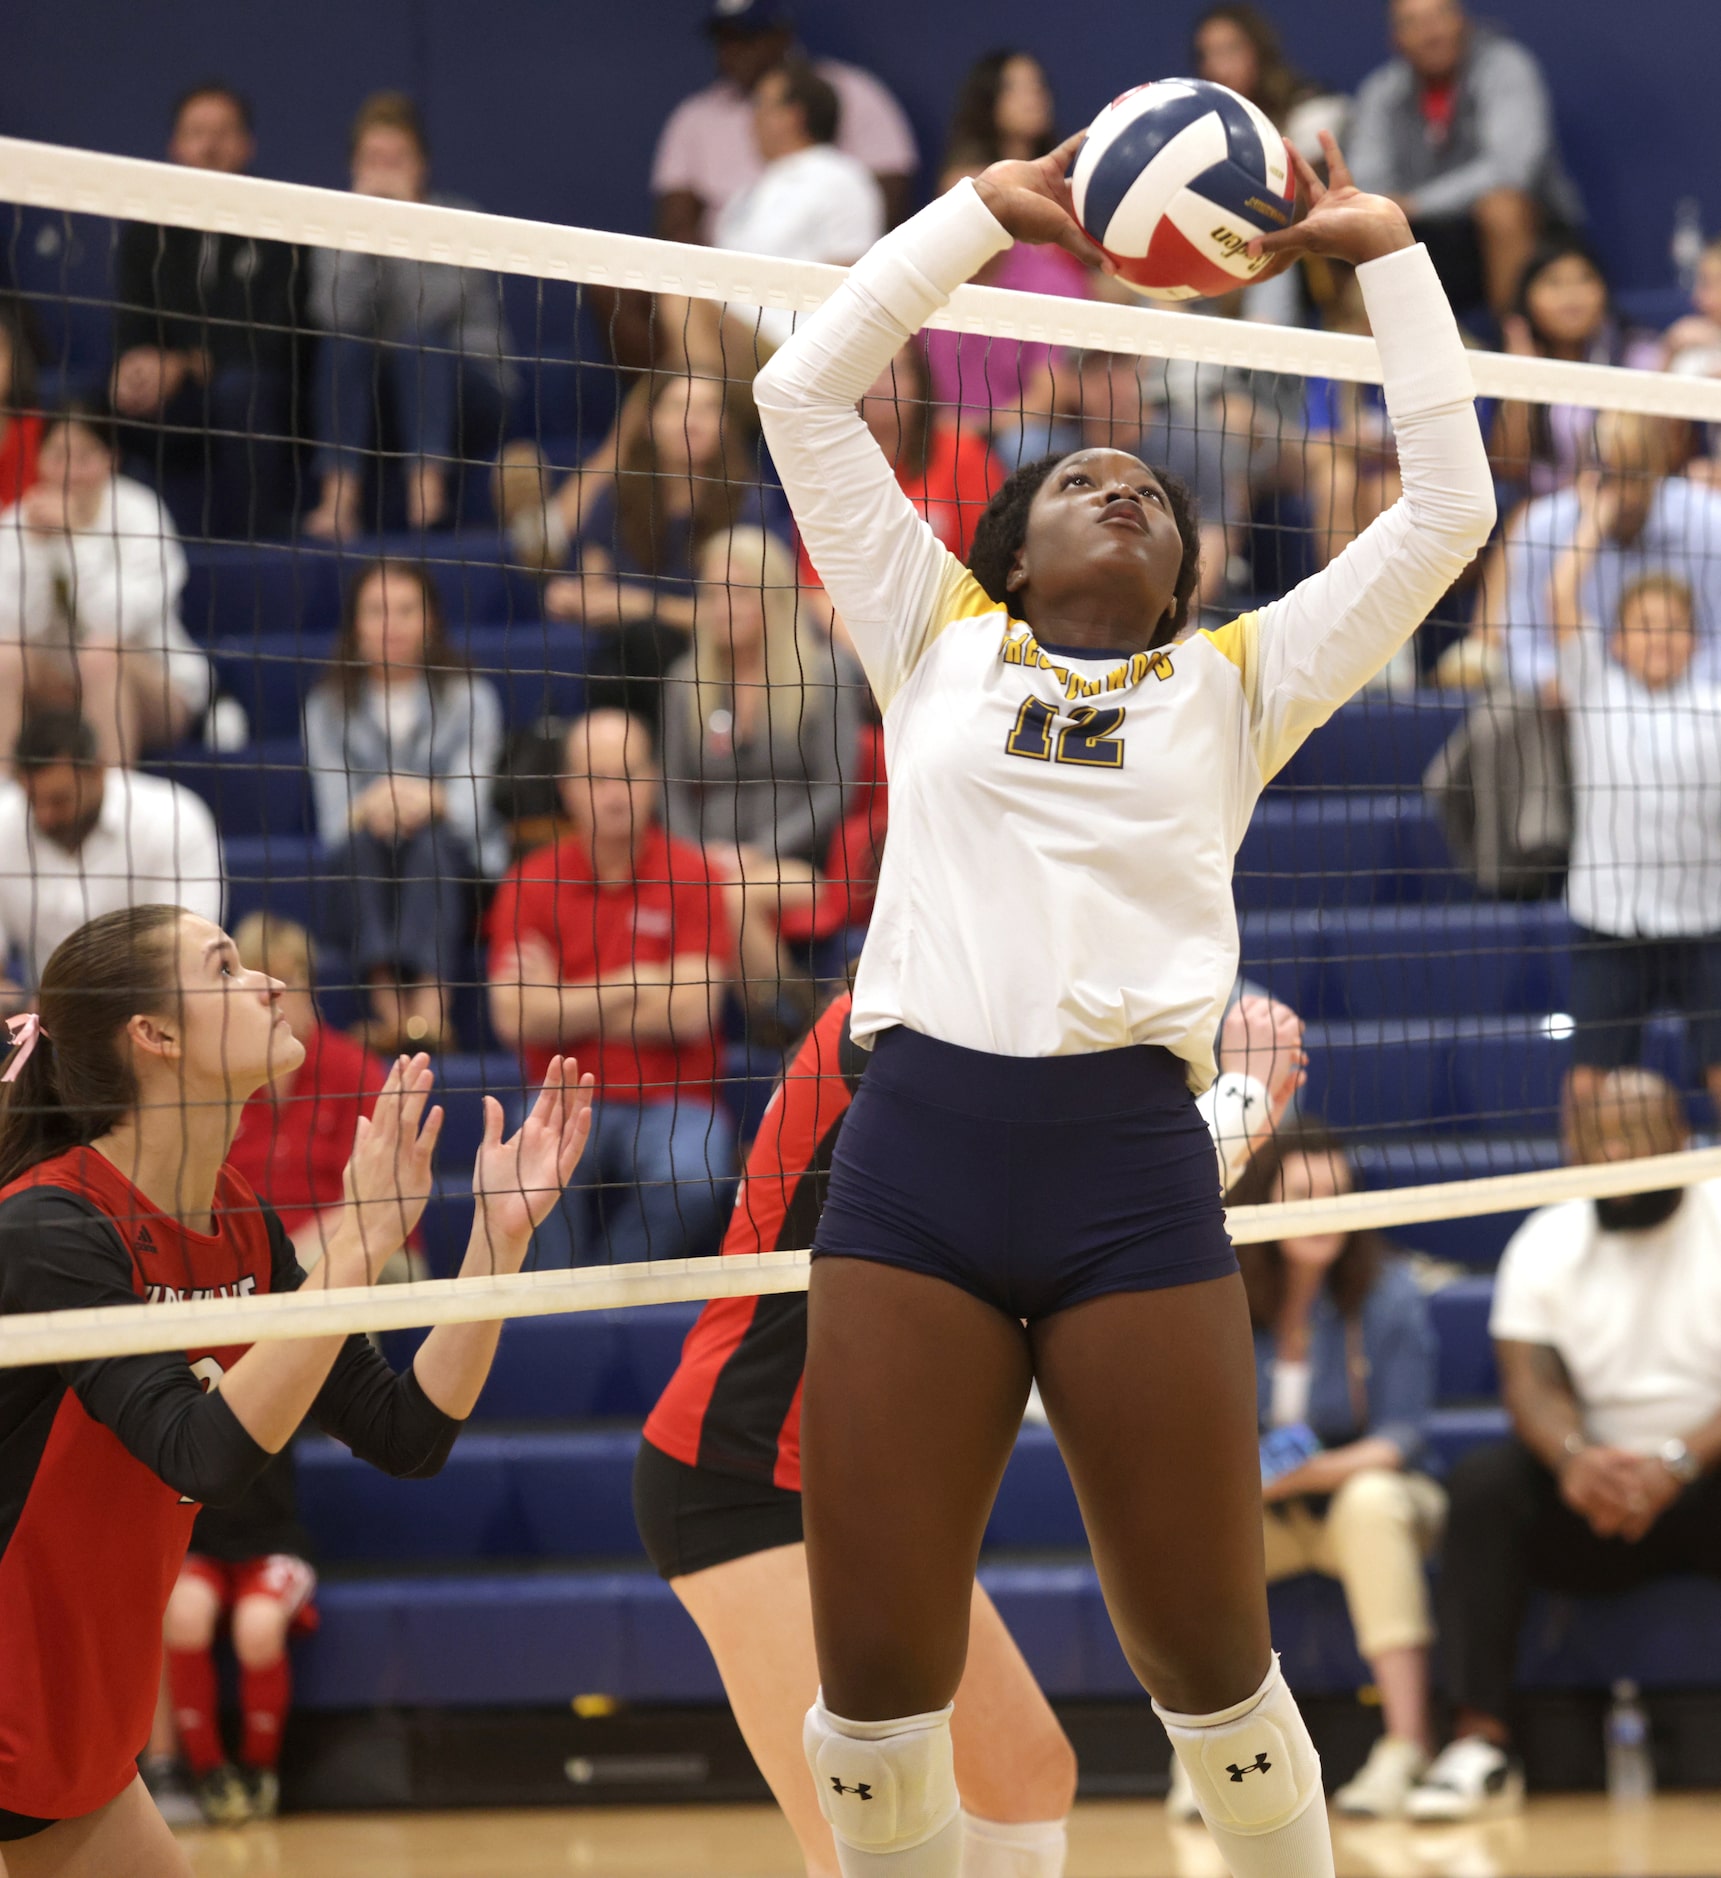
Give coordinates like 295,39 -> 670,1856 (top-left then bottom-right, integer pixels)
2,1777 -> 192,1878
673,1543 -> 1075,1835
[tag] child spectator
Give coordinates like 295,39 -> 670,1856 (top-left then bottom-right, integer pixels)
1548,487 -> 1721,1122
0,404 -> 214,763
0,301 -> 42,508
486,710 -> 735,1268
1490,239 -> 1660,501
162,1453 -> 315,1825
1663,233 -> 1721,378
662,526 -> 865,1034
539,373 -> 784,718
303,559 -> 504,1052
1215,1119 -> 1443,1822
225,912 -> 422,1278
304,92 -> 512,538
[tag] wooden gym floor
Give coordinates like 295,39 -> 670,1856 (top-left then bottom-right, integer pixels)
174,1795 -> 1721,1877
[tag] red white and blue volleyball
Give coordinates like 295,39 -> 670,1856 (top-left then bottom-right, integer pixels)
1071,79 -> 1296,302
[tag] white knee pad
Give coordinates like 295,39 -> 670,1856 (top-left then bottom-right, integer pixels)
1152,1655 -> 1321,1837
960,1812 -> 1068,1877
804,1693 -> 960,1855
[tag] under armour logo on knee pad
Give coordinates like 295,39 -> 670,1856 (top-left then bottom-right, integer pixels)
829,1778 -> 873,1800
1227,1754 -> 1273,1781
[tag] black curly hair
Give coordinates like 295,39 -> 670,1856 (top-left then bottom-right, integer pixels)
967,452 -> 1204,645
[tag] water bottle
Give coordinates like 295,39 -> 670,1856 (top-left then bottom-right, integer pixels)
1672,198 -> 1705,293
1604,1679 -> 1654,1804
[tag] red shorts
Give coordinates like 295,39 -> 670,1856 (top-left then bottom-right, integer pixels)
178,1554 -> 319,1637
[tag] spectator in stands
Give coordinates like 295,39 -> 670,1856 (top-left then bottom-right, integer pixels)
540,373 -> 784,719
1410,1069 -> 1721,1822
163,1453 -> 315,1825
0,709 -> 222,999
714,60 -> 883,278
0,403 -> 215,764
662,525 -> 864,1034
304,559 -> 504,1053
1347,0 -> 1582,319
487,709 -> 736,1268
1490,239 -> 1659,501
1191,6 -> 1349,160
1195,1118 -> 1443,1822
304,92 -> 512,539
1454,410 -> 1721,694
1545,488 -> 1721,1122
225,912 -> 421,1277
652,0 -> 917,245
943,48 -> 1057,170
109,83 -> 300,539
0,300 -> 43,508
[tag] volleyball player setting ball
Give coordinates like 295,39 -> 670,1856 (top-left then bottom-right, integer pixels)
0,905 -> 593,1876
636,989 -> 1304,1878
751,114 -> 1493,1878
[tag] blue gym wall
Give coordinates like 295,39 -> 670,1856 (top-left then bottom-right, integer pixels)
0,1 -> 1712,294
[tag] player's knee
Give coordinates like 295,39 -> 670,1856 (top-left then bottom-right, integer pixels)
803,1692 -> 960,1856
1154,1654 -> 1322,1837
163,1580 -> 219,1652
230,1596 -> 289,1668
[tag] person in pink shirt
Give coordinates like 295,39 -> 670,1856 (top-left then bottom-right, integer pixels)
652,1 -> 918,245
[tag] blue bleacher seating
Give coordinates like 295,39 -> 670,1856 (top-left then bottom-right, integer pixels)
1234,794 -> 1466,913
1273,697 -> 1469,795
6,207 -> 114,398
146,742 -> 315,839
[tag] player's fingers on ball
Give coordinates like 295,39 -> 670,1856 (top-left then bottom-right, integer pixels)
1287,140 -> 1326,203
1247,226 -> 1309,258
1049,129 -> 1087,172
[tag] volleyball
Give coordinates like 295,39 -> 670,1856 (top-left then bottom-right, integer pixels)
1070,78 -> 1296,301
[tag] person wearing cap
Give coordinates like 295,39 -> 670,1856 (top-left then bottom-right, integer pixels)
653,0 -> 918,246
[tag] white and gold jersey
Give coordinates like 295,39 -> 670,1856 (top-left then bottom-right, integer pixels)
755,181 -> 1494,1088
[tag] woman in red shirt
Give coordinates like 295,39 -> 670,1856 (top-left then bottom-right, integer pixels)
0,304 -> 42,509
0,902 -> 592,1874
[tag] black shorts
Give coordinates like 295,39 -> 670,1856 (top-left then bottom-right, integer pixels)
633,1437 -> 804,1581
812,1025 -> 1237,1320
1569,928 -> 1721,1070
0,1805 -> 54,1842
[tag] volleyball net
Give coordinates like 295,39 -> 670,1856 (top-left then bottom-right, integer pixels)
4,134 -> 1721,1361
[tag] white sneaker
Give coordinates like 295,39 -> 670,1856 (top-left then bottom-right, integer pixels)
1405,1737 -> 1525,1822
1165,1750 -> 1202,1823
1334,1736 -> 1430,1819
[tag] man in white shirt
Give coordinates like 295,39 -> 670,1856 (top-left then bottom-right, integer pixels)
1407,1069 -> 1721,1821
0,711 -> 224,998
652,0 -> 915,244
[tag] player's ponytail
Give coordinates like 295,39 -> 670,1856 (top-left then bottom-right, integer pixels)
0,904 -> 182,1188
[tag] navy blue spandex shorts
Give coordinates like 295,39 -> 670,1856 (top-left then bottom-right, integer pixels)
812,1025 -> 1237,1319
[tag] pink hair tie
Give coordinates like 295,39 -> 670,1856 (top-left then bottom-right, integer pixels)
2,1013 -> 46,1084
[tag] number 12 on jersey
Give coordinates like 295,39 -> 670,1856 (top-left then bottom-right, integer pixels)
1006,699 -> 1127,768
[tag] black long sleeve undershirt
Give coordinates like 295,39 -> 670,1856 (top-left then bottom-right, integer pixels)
0,1191 -> 459,1510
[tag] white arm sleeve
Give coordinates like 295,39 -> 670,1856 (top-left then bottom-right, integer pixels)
1207,244 -> 1497,780
753,179 -> 1013,709
1196,1072 -> 1270,1194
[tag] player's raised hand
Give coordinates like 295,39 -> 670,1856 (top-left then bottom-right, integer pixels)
1247,133 -> 1412,268
471,1056 -> 597,1266
973,132 -> 1116,272
1219,993 -> 1308,1135
340,1052 -> 443,1272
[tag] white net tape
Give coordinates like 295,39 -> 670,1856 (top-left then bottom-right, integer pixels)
2,137 -> 1717,1364
3,1146 -> 1715,1366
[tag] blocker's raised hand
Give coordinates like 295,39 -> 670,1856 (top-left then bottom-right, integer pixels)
973,132 -> 1115,271
472,1055 -> 597,1262
341,1052 -> 443,1269
1247,133 -> 1412,269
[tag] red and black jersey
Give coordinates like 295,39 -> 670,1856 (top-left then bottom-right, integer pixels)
0,1146 -> 460,1823
642,993 -> 864,1492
